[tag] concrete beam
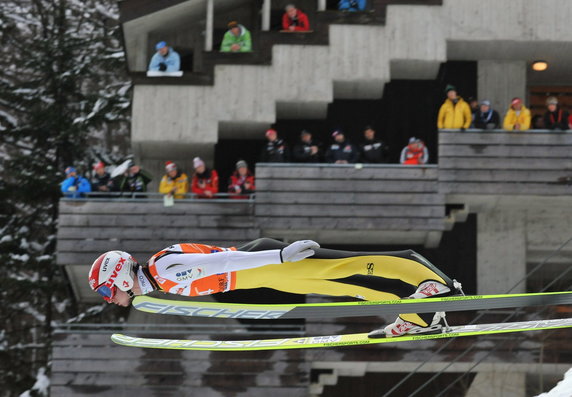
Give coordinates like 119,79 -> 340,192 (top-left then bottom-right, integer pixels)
478,60 -> 526,116
477,210 -> 526,294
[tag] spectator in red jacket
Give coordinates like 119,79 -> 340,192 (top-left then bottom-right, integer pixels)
282,4 -> 310,32
400,137 -> 428,165
191,157 -> 219,198
228,160 -> 255,199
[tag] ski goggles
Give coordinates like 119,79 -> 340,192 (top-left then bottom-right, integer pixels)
95,284 -> 117,303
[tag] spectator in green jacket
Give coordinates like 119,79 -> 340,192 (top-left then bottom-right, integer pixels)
220,21 -> 252,53
111,160 -> 152,197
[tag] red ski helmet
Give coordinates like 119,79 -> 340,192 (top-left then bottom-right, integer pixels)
89,251 -> 138,302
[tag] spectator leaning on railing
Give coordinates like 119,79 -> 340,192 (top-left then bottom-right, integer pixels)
220,21 -> 252,53
473,100 -> 500,130
61,166 -> 91,198
325,129 -> 359,164
148,41 -> 180,72
467,97 -> 479,127
338,0 -> 366,12
359,125 -> 389,163
292,129 -> 322,163
260,128 -> 290,162
191,157 -> 219,199
543,96 -> 569,131
282,4 -> 311,32
437,85 -> 472,130
503,97 -> 531,131
159,161 -> 188,199
228,160 -> 256,199
400,137 -> 428,165
90,161 -> 113,193
112,160 -> 152,196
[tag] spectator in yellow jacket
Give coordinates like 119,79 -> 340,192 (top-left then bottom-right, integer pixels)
437,85 -> 472,130
158,161 -> 188,199
503,98 -> 531,131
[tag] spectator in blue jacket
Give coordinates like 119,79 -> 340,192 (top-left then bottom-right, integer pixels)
61,167 -> 91,198
339,0 -> 366,11
148,41 -> 180,72
325,129 -> 359,164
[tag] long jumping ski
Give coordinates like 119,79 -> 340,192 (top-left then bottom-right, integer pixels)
132,290 -> 572,320
111,317 -> 572,351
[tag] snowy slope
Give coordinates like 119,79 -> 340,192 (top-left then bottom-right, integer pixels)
536,368 -> 572,397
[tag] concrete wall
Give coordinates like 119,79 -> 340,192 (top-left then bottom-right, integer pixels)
477,61 -> 527,115
129,0 -> 572,155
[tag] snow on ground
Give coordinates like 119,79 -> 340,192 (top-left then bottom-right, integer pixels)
19,367 -> 49,397
536,368 -> 572,397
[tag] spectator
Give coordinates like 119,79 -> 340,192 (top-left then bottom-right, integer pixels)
159,161 -> 188,199
112,161 -> 152,196
543,96 -> 569,131
437,85 -> 472,130
532,115 -> 545,129
339,0 -> 366,11
191,157 -> 219,198
220,21 -> 252,52
359,125 -> 389,163
292,130 -> 322,163
228,160 -> 256,199
90,161 -> 113,194
282,4 -> 311,32
325,129 -> 359,164
503,97 -> 531,131
400,137 -> 428,165
467,97 -> 479,127
473,100 -> 500,130
61,166 -> 91,198
260,128 -> 289,162
148,41 -> 180,72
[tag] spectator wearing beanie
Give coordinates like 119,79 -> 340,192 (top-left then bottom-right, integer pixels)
503,97 -> 531,131
191,157 -> 219,198
111,160 -> 153,196
437,85 -> 472,130
159,161 -> 189,199
91,161 -> 113,193
325,129 -> 359,164
473,100 -> 500,130
359,125 -> 389,163
61,166 -> 92,198
400,137 -> 428,165
543,96 -> 569,131
292,130 -> 322,163
260,128 -> 290,162
228,160 -> 256,199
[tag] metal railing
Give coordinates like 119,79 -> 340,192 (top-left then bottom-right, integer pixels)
62,192 -> 255,202
440,128 -> 571,133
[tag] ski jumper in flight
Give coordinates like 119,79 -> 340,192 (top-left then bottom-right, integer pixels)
88,238 -> 461,338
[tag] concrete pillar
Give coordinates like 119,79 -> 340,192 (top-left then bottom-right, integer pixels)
262,0 -> 270,31
477,61 -> 526,118
205,0 -> 214,51
477,210 -> 526,294
466,371 -> 526,397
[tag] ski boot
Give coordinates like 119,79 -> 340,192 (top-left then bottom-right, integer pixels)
368,312 -> 450,338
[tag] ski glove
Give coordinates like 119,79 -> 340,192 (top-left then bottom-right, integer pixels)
280,240 -> 320,263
